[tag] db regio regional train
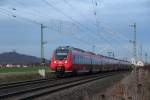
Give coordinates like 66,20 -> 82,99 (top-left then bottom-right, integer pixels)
50,46 -> 131,75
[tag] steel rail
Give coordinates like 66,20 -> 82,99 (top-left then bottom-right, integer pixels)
0,72 -> 118,100
20,73 -> 114,100
0,77 -> 56,90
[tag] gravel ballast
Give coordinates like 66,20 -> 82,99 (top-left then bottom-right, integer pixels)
35,72 -> 129,100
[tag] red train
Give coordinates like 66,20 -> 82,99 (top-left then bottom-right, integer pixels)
50,46 -> 131,75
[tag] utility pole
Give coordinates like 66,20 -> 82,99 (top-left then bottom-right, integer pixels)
59,20 -> 62,33
92,45 -> 95,53
112,52 -> 115,58
41,24 -> 46,65
145,53 -> 148,64
139,45 -> 143,60
107,51 -> 112,57
130,23 -> 137,62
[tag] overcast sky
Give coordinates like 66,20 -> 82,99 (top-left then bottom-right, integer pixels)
0,0 -> 150,60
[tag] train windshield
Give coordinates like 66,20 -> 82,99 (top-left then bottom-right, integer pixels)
55,49 -> 69,60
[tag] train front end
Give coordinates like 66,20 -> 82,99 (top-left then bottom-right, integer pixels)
50,47 -> 72,75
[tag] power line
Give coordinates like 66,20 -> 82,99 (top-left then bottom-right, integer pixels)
63,0 -> 117,46
1,5 -> 101,47
0,8 -> 14,18
90,0 -> 130,44
11,1 -> 97,47
12,0 -> 120,50
91,0 -> 132,58
62,0 -> 131,54
1,1 -> 132,59
43,0 -> 94,33
61,0 -> 115,48
99,22 -> 130,42
0,7 -> 41,25
91,0 -> 116,50
42,0 -> 112,43
12,0 -> 55,22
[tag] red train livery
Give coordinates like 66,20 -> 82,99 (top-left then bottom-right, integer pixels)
50,46 -> 131,75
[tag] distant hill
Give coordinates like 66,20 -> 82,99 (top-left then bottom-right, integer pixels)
0,51 -> 49,64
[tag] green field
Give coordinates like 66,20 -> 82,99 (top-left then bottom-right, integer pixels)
0,66 -> 51,73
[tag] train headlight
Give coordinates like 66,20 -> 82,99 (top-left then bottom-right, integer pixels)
65,60 -> 67,64
54,61 -> 56,64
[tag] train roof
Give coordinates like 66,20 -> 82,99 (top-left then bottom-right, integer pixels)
56,46 -> 130,63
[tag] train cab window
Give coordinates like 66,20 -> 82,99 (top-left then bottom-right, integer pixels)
55,49 -> 69,60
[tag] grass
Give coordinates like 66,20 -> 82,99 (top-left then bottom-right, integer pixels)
0,66 -> 51,73
0,66 -> 52,84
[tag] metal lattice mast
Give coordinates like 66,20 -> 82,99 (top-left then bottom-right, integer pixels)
41,24 -> 46,64
130,23 -> 137,62
139,45 -> 143,60
92,45 -> 95,53
145,53 -> 148,64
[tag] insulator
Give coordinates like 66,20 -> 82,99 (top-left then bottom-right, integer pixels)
95,2 -> 98,6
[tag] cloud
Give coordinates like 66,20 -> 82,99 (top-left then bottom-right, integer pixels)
0,0 -> 7,6
0,0 -> 149,59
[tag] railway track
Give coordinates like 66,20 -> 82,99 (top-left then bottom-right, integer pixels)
0,78 -> 56,90
0,72 -> 120,100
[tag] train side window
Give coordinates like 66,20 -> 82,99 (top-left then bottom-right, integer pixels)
81,56 -> 83,64
85,57 -> 86,64
74,55 -> 76,64
78,55 -> 80,64
79,55 -> 81,64
76,55 -> 79,64
73,55 -> 75,64
80,56 -> 82,64
77,55 -> 78,64
75,55 -> 77,64
85,57 -> 87,64
82,56 -> 84,64
79,56 -> 80,64
81,56 -> 82,64
84,56 -> 86,64
83,56 -> 84,64
84,56 -> 85,64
